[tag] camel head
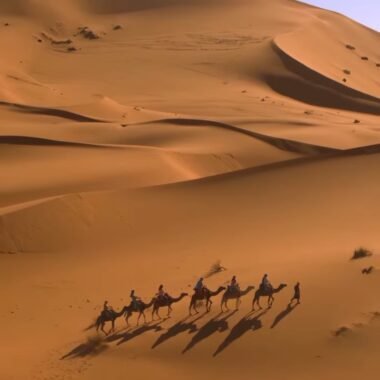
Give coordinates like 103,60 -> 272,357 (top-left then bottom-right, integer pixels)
181,292 -> 189,297
218,286 -> 226,291
239,285 -> 255,296
277,284 -> 287,291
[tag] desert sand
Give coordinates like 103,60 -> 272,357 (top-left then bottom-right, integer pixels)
1,1 -> 380,379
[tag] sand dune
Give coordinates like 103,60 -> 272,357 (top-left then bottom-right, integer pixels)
1,1 -> 380,379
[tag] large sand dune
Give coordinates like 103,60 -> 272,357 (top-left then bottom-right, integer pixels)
1,1 -> 380,379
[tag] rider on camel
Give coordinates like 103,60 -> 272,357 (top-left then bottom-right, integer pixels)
229,275 -> 240,292
130,290 -> 141,311
103,300 -> 114,312
156,284 -> 169,301
102,300 -> 114,317
194,277 -> 206,297
260,274 -> 272,291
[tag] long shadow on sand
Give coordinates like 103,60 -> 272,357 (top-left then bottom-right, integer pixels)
152,312 -> 207,349
61,336 -> 109,360
213,309 -> 269,356
270,302 -> 299,329
112,321 -> 165,346
182,311 -> 237,354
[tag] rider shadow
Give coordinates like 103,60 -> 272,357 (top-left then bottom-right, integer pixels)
182,310 -> 237,354
152,312 -> 207,349
213,309 -> 268,357
270,302 -> 299,329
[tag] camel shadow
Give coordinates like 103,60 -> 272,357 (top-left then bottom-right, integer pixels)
115,321 -> 164,346
152,313 -> 207,349
182,311 -> 237,354
61,336 -> 108,360
213,309 -> 268,356
270,302 -> 299,329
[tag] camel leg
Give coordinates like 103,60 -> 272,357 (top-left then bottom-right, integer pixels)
257,296 -> 262,310
142,311 -> 146,324
167,305 -> 172,317
126,312 -> 131,327
207,299 -> 212,312
137,312 -> 141,326
268,296 -> 274,308
110,319 -> 115,334
101,322 -> 107,336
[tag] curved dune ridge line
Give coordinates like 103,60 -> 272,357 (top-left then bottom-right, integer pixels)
274,10 -> 380,99
0,101 -> 105,122
1,1 -> 380,380
265,41 -> 380,115
1,134 -> 250,208
0,144 -> 378,253
139,118 -> 340,155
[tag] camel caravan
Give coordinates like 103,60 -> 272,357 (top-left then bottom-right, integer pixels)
95,274 -> 300,335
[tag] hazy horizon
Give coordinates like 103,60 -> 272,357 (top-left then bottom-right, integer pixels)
301,0 -> 379,31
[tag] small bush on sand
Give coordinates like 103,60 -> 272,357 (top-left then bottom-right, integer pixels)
352,247 -> 373,260
204,260 -> 226,278
333,326 -> 351,337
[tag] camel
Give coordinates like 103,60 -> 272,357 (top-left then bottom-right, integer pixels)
124,298 -> 155,326
252,284 -> 287,311
189,286 -> 226,315
220,286 -> 255,312
95,307 -> 128,335
152,293 -> 188,320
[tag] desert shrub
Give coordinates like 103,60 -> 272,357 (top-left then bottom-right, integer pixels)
204,260 -> 226,278
352,247 -> 373,260
333,326 -> 351,337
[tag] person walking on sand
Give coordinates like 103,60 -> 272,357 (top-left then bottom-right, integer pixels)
290,282 -> 301,304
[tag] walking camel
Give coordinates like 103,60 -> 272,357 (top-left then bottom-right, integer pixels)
95,306 -> 128,335
189,286 -> 226,315
124,298 -> 155,326
252,284 -> 287,311
221,286 -> 255,312
152,293 -> 188,320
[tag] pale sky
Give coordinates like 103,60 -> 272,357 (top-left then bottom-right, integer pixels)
300,0 -> 379,31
